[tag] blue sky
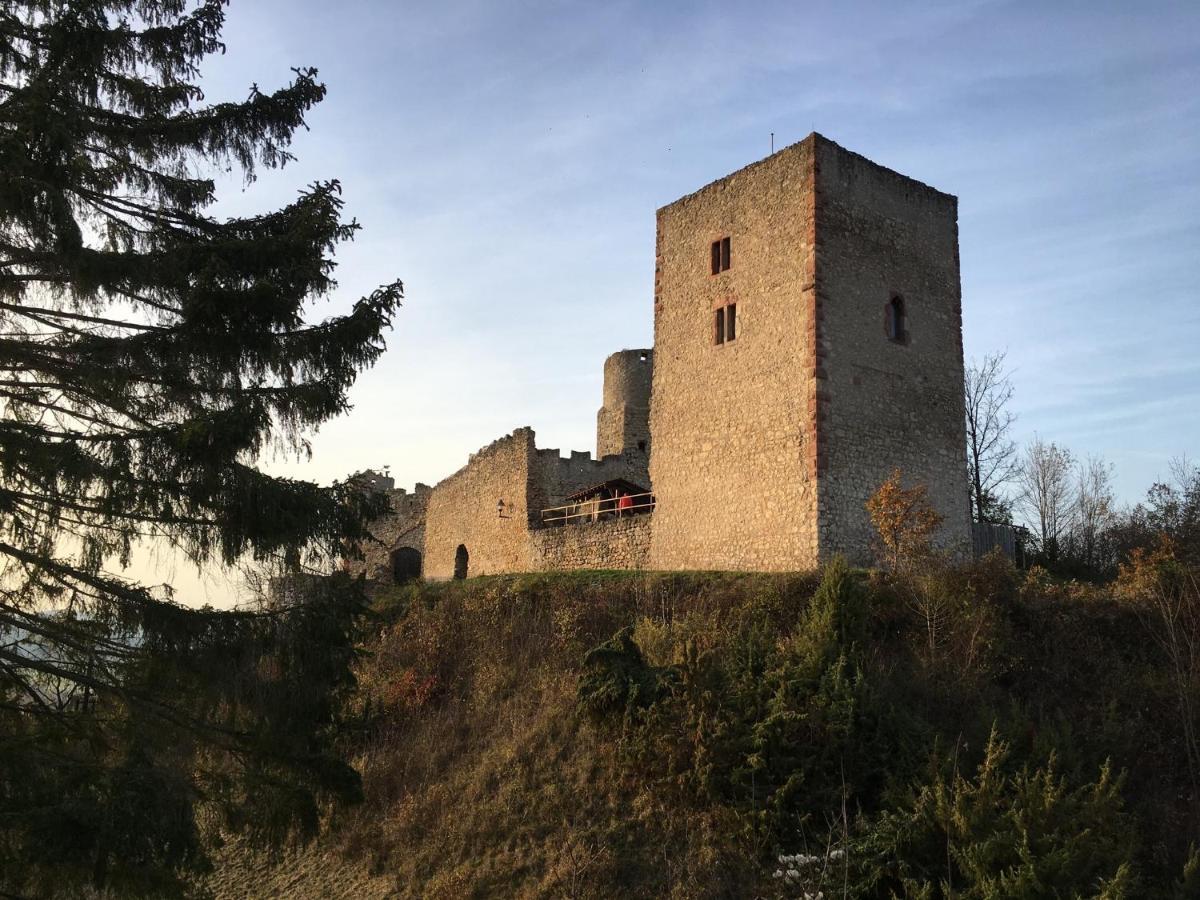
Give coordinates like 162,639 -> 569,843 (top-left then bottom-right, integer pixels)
148,0 -> 1199,600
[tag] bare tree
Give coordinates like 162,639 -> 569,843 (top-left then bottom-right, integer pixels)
1018,438 -> 1075,562
1073,455 -> 1116,570
964,352 -> 1020,522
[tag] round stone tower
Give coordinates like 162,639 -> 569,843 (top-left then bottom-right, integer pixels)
596,348 -> 653,458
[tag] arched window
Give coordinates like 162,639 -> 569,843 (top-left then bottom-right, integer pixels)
886,295 -> 906,343
453,544 -> 469,580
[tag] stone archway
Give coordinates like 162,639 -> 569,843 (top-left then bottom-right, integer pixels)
389,546 -> 422,582
453,544 -> 469,580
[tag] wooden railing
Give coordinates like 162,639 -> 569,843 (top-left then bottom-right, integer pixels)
540,492 -> 655,526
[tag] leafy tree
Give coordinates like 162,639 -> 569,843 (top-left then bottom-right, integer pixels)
866,469 -> 943,572
1153,460 -> 1200,564
0,0 -> 400,892
964,351 -> 1019,523
1103,459 -> 1200,572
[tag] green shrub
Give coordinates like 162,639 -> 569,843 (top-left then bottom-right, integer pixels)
852,728 -> 1135,898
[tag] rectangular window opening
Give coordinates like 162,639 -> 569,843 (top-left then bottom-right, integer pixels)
710,236 -> 731,274
726,302 -> 736,341
714,307 -> 725,345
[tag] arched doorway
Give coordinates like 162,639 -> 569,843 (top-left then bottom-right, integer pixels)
390,546 -> 421,582
453,544 -> 469,580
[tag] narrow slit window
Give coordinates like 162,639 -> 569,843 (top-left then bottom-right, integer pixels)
721,236 -> 731,271
714,307 -> 725,344
886,296 -> 906,343
711,240 -> 721,275
726,302 -> 737,341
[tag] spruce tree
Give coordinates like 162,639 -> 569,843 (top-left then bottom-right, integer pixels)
0,0 -> 401,892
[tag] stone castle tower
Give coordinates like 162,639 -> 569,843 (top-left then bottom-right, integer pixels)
648,133 -> 971,569
351,132 -> 973,582
596,349 -> 653,459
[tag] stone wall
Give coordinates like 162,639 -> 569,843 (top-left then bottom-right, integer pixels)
356,133 -> 972,581
423,429 -> 537,579
529,445 -> 650,527
649,138 -> 821,571
596,349 -> 653,458
531,514 -> 652,571
813,137 -> 971,562
355,484 -> 430,582
416,425 -> 652,580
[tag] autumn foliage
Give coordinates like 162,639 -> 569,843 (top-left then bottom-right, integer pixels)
866,468 -> 944,571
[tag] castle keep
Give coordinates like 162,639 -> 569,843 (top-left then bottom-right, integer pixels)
352,134 -> 971,582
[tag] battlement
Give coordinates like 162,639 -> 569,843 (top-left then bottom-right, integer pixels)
534,446 -> 644,470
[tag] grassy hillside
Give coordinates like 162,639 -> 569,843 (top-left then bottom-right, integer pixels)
211,559 -> 1199,899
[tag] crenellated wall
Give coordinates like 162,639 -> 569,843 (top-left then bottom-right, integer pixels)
421,428 -> 651,579
529,445 -> 649,527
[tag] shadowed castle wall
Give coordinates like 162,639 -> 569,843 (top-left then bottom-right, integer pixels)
813,138 -> 971,562
353,483 -> 430,582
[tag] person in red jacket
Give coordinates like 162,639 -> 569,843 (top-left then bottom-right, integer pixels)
617,490 -> 634,517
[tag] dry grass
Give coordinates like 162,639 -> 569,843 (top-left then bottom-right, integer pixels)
324,570 -> 808,899
200,562 -> 1198,897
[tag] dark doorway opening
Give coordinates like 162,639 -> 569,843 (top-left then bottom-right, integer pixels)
453,544 -> 469,580
390,546 -> 422,582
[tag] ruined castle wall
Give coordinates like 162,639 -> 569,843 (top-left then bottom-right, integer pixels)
596,349 -> 654,458
354,485 -> 430,582
648,138 -> 821,571
813,138 -> 971,563
528,447 -> 650,526
423,429 -> 536,579
530,514 -> 652,571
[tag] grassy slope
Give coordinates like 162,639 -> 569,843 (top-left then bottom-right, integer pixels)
207,564 -> 1196,899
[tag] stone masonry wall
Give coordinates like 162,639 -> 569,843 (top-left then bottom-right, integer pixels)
530,514 -> 652,571
355,484 -> 431,582
422,427 -> 650,580
596,349 -> 654,458
423,429 -> 537,579
358,134 -> 971,581
813,137 -> 971,563
529,446 -> 650,528
649,138 -> 820,571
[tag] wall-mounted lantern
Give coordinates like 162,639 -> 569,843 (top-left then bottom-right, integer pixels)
497,499 -> 511,519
